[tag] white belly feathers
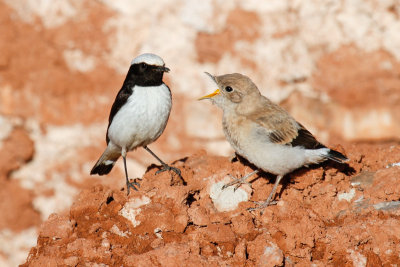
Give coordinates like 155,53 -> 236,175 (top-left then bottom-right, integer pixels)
107,84 -> 171,150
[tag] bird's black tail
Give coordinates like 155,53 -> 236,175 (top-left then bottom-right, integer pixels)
326,149 -> 348,163
91,161 -> 115,175
90,145 -> 121,176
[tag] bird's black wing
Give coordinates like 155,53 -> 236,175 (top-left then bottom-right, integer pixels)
105,83 -> 134,144
288,123 -> 326,149
252,111 -> 325,149
250,100 -> 348,162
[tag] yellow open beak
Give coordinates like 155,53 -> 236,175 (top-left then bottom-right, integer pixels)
198,89 -> 220,100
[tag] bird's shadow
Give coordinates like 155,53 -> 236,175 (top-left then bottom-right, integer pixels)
146,163 -> 161,173
233,153 -> 356,198
146,156 -> 189,185
277,160 -> 356,198
232,154 -> 275,183
146,156 -> 188,172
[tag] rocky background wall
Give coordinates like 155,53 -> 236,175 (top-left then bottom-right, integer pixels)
0,0 -> 400,266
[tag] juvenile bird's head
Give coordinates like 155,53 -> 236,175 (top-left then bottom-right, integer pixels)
125,53 -> 170,86
199,72 -> 261,111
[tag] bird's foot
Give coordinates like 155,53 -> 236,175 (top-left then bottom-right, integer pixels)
222,174 -> 252,191
156,164 -> 182,178
247,199 -> 277,211
126,179 -> 141,196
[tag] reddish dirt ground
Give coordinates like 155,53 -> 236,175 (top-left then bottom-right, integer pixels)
22,143 -> 400,266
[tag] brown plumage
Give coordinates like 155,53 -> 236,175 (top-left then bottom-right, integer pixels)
200,73 -> 348,209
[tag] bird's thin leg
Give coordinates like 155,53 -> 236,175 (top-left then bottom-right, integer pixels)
122,148 -> 140,195
222,170 -> 259,191
249,175 -> 283,210
144,146 -> 182,177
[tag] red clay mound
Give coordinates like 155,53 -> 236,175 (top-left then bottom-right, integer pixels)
23,144 -> 400,266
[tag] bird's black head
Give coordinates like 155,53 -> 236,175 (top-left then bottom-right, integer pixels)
124,53 -> 170,87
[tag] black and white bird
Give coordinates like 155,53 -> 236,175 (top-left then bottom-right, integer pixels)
200,73 -> 348,209
91,53 -> 181,194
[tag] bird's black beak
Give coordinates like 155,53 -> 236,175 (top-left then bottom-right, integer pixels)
156,66 -> 170,73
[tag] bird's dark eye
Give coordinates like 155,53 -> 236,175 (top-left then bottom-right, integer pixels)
141,62 -> 147,69
225,86 -> 233,92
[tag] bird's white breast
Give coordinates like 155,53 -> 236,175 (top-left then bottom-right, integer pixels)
107,84 -> 171,150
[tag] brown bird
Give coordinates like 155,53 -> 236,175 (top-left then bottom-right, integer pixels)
199,73 -> 348,209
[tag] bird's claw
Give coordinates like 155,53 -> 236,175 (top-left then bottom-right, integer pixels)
222,174 -> 252,191
156,164 -> 182,177
233,181 -> 252,191
247,200 -> 277,211
126,179 -> 140,195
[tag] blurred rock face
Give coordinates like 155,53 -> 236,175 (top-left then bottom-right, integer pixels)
0,0 -> 399,266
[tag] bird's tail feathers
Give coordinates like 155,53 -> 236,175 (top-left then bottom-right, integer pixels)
90,145 -> 121,176
325,149 -> 348,163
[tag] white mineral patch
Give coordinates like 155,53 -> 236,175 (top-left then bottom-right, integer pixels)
263,241 -> 283,264
347,249 -> 367,267
386,162 -> 400,168
338,188 -> 356,202
154,228 -> 163,239
110,224 -> 130,238
119,196 -> 151,227
209,180 -> 249,212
